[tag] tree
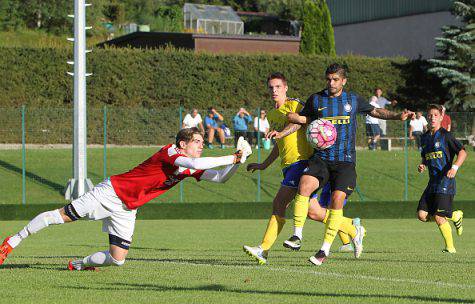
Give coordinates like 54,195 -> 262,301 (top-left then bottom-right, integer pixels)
428,0 -> 474,112
299,0 -> 335,55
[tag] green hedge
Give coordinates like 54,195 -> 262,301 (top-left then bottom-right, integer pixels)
0,47 -> 445,109
0,47 -> 447,144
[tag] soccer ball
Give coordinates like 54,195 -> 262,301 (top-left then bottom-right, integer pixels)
306,119 -> 337,150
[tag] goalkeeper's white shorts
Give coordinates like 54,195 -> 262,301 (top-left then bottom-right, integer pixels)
71,178 -> 136,242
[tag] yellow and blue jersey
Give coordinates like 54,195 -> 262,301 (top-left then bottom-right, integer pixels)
421,128 -> 464,195
267,98 -> 314,169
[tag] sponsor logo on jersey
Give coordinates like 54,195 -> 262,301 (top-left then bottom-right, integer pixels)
318,107 -> 327,112
425,151 -> 443,160
344,103 -> 352,113
322,116 -> 350,125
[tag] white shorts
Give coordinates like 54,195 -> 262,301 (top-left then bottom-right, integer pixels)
71,178 -> 137,242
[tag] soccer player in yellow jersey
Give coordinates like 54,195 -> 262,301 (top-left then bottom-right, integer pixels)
242,72 -> 359,264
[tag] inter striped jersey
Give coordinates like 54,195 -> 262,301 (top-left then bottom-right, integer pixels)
421,128 -> 464,195
300,90 -> 374,163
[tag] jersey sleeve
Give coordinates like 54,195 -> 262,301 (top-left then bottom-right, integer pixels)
163,146 -> 187,166
299,94 -> 316,117
192,169 -> 205,181
446,132 -> 464,155
357,95 -> 374,114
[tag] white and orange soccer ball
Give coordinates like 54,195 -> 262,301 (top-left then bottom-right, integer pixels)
306,119 -> 337,150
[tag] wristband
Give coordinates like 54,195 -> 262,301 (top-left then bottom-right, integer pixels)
451,165 -> 459,170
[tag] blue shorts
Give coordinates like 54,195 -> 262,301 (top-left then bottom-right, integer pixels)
281,160 -> 308,188
313,183 -> 348,208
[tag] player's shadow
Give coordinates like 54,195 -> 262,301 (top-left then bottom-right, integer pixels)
63,282 -> 473,303
0,263 -> 66,271
0,159 -> 65,195
127,257 -> 252,267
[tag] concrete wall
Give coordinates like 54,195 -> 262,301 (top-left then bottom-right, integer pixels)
333,11 -> 460,59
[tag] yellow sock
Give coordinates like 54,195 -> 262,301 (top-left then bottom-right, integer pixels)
323,209 -> 344,246
438,222 -> 455,250
338,231 -> 351,245
339,217 -> 357,239
261,215 -> 286,251
293,194 -> 310,228
323,210 -> 351,244
322,210 -> 329,224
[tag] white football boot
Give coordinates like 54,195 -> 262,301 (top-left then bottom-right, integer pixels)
351,225 -> 366,259
243,245 -> 268,265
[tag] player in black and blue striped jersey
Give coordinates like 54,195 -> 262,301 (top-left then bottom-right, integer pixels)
417,104 -> 467,253
269,63 -> 414,266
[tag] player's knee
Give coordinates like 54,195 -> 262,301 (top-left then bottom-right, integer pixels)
417,212 -> 428,222
298,178 -> 318,196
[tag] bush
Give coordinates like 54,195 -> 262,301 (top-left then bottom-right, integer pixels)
0,46 -> 440,110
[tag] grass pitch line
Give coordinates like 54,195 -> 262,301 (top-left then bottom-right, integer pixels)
154,260 -> 474,290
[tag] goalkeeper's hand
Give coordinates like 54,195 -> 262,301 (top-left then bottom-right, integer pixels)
235,137 -> 252,164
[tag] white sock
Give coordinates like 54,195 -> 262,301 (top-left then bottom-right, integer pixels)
321,242 -> 331,256
293,227 -> 303,240
72,250 -> 125,269
7,209 -> 64,249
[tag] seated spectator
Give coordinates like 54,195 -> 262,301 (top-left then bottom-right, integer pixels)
254,110 -> 270,148
366,96 -> 382,150
204,107 -> 225,149
182,108 -> 204,133
409,111 -> 428,151
232,108 -> 253,147
441,105 -> 452,131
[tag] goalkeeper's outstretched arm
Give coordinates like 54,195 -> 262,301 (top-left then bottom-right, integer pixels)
174,152 -> 241,170
200,164 -> 240,183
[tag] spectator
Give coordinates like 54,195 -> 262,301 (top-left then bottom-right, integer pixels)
366,96 -> 382,150
441,105 -> 452,131
254,110 -> 270,148
372,88 -> 398,136
182,108 -> 204,133
409,111 -> 428,151
204,107 -> 225,149
232,108 -> 253,147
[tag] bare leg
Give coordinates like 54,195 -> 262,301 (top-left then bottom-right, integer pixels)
207,127 -> 215,145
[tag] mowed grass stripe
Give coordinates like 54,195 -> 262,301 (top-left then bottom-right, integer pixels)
0,147 -> 474,204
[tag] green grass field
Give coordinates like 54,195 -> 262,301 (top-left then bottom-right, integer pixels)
0,219 -> 473,303
0,147 -> 474,204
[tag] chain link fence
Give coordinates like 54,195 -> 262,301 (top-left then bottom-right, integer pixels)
0,106 -> 473,205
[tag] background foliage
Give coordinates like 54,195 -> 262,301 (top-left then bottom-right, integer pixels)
0,46 -> 445,109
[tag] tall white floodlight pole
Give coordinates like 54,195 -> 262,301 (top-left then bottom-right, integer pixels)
65,0 -> 93,200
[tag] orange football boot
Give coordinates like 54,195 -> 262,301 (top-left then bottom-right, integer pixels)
0,237 -> 13,265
